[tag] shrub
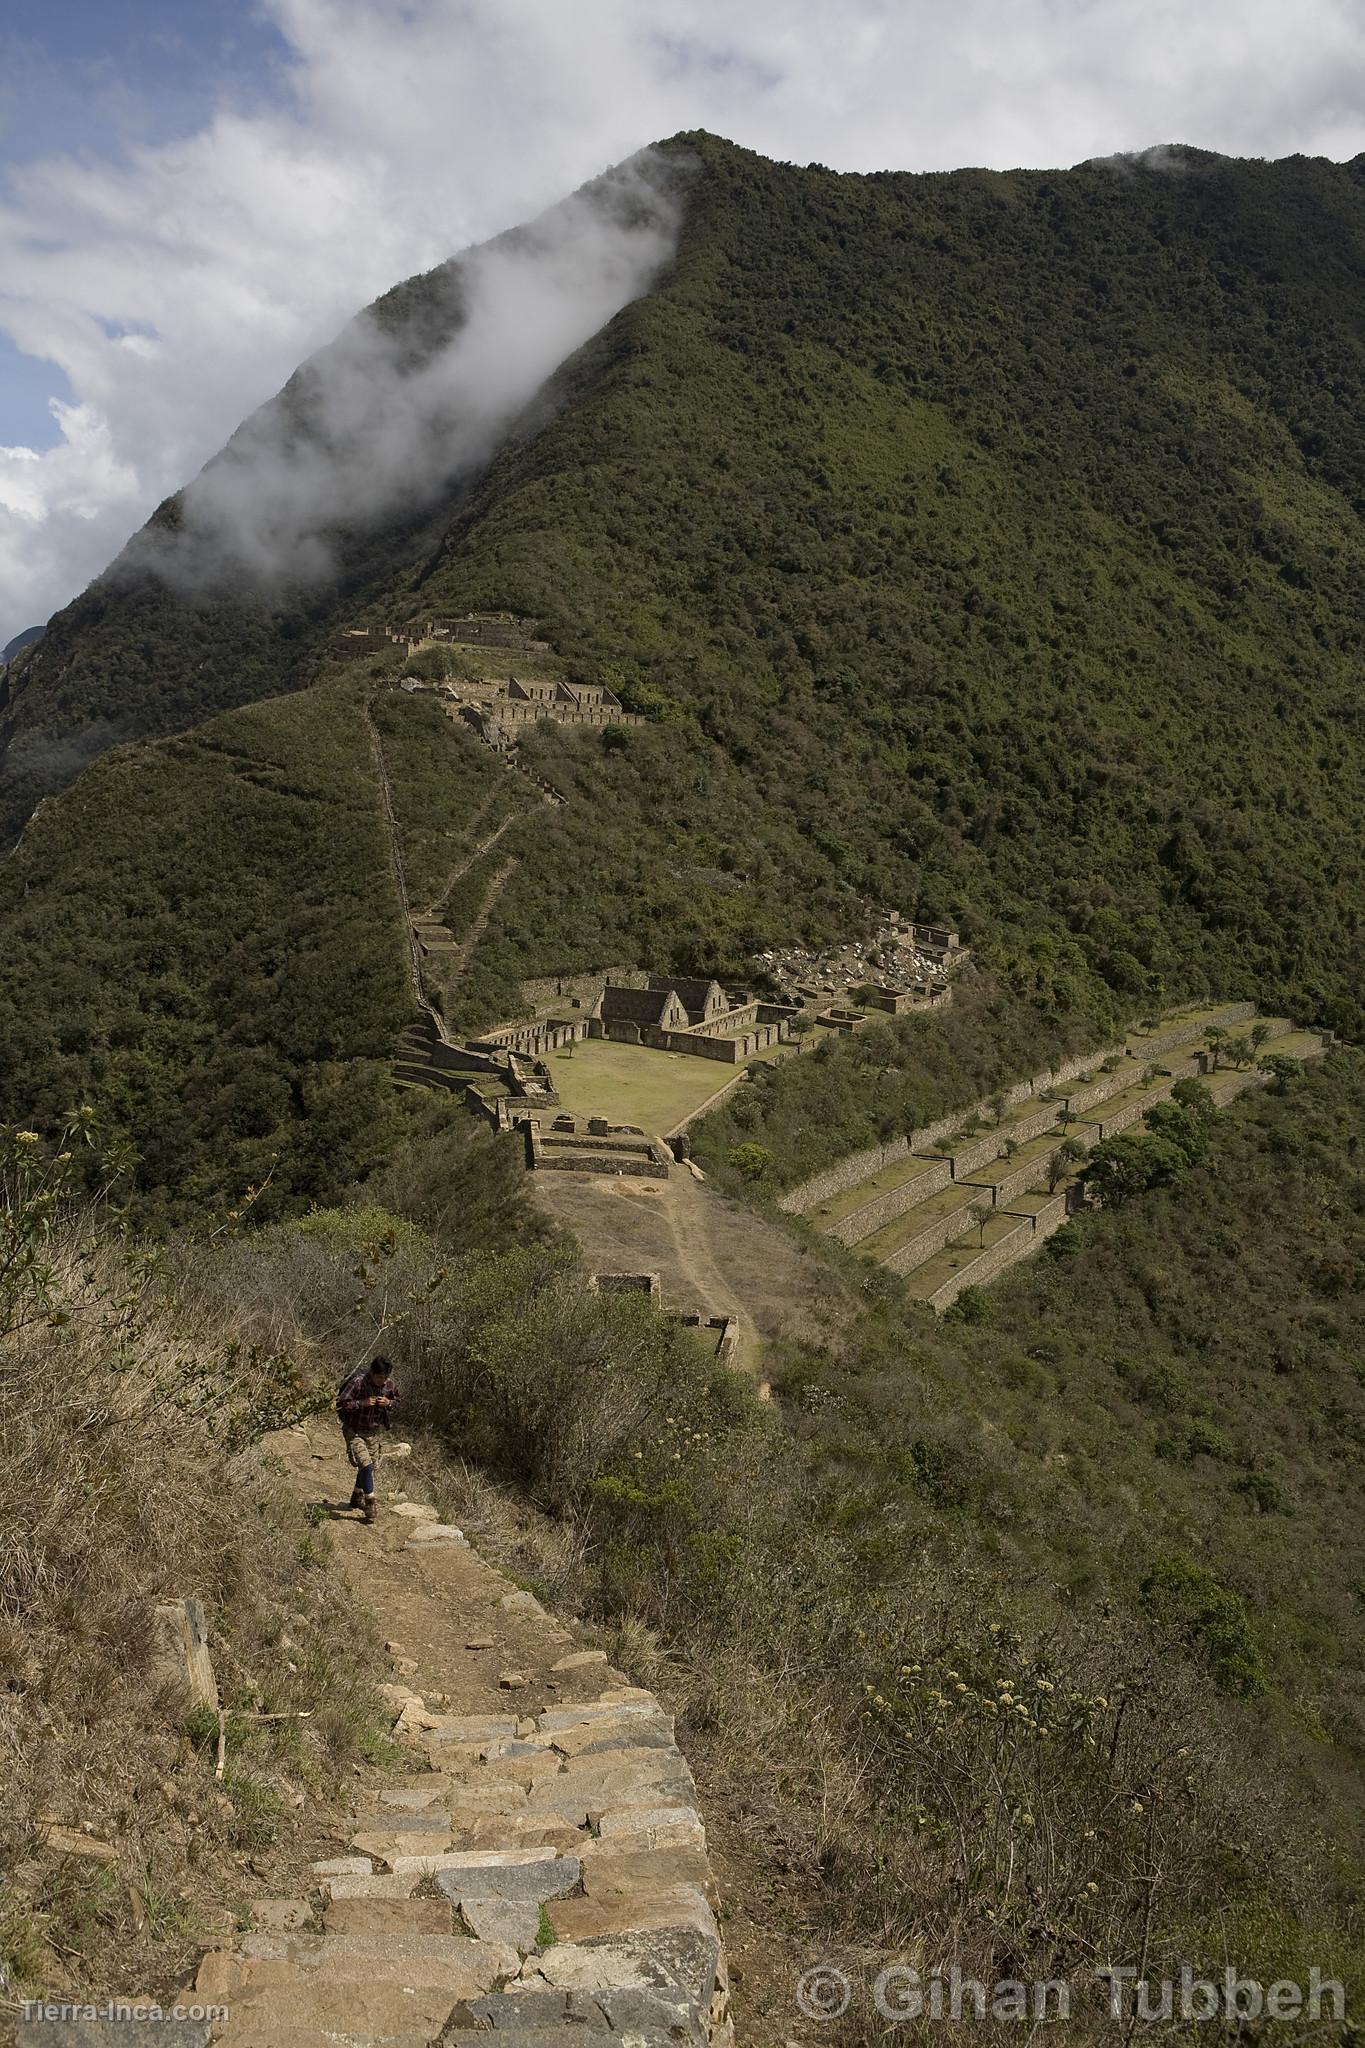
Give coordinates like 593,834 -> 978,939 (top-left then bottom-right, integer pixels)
728,1142 -> 773,1183
1140,1555 -> 1268,1697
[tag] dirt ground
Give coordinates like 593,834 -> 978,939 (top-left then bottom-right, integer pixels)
530,1166 -> 839,1376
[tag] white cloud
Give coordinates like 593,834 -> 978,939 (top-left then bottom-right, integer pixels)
2,0 -> 1364,646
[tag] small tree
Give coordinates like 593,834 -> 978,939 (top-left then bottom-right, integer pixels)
1259,1053 -> 1302,1093
1171,1077 -> 1214,1120
1047,1136 -> 1087,1193
1082,1132 -> 1187,1208
988,1091 -> 1008,1127
1224,1034 -> 1253,1070
968,1200 -> 992,1248
728,1143 -> 773,1183
1204,1025 -> 1228,1072
1250,1021 -> 1272,1055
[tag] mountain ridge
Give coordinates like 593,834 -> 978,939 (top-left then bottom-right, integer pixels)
3,132 -> 1364,1203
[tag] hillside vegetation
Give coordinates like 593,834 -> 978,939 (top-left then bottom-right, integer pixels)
2,141 -> 1363,1140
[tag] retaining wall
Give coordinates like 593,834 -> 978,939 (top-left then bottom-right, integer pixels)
826,1157 -> 954,1247
922,1195 -> 1070,1312
780,1004 -> 1257,1215
882,1197 -> 981,1278
1131,1001 -> 1256,1060
964,1153 -> 1058,1210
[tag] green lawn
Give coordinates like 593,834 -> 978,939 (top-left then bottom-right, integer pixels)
546,1038 -> 745,1132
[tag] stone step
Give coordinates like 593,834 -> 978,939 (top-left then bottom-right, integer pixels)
213,2022 -> 432,2048
206,1969 -> 472,2044
234,1930 -> 516,1973
324,1895 -> 458,1937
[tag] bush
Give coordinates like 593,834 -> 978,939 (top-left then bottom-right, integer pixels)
1140,1554 -> 1268,1697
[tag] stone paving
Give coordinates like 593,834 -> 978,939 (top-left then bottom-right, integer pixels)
192,1447 -> 733,2048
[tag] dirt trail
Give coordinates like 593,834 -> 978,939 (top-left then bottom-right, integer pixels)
189,1417 -> 733,2047
530,1171 -> 839,1374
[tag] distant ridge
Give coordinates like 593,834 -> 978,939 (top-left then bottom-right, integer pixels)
1,625 -> 43,663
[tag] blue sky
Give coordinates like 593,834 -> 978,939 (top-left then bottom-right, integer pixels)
3,0 -> 1365,649
1,0 -> 292,448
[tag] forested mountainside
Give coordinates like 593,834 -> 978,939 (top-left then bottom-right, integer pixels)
3,134 -> 1365,1203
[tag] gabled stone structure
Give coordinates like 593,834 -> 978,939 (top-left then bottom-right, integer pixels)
589,978 -> 797,1064
648,977 -> 730,1027
598,986 -> 691,1037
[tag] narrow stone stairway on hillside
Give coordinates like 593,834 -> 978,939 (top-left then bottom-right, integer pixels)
192,1425 -> 732,2048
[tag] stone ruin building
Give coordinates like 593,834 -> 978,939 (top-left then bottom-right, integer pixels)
444,676 -> 646,738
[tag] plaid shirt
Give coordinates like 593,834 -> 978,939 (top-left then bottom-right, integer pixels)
336,1367 -> 399,1432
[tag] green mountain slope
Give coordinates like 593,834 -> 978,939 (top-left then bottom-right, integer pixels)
3,135 -> 1365,1199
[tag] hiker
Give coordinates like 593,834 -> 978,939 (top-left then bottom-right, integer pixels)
336,1354 -> 399,1523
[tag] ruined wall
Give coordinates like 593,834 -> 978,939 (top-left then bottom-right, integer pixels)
522,967 -> 645,1012
475,1017 -> 588,1058
527,1129 -> 670,1178
686,1000 -> 762,1038
489,703 -> 646,730
825,1158 -> 955,1247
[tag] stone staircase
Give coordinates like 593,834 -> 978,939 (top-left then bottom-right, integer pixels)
804,1004 -> 1329,1311
193,1460 -> 731,2048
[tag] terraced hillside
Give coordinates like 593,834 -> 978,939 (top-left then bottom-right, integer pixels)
799,1003 -> 1329,1308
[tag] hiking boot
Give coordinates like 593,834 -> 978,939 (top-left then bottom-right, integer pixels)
363,1496 -> 378,1524
348,1485 -> 365,1511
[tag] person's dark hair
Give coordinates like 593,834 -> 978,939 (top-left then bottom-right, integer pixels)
367,1354 -> 393,1377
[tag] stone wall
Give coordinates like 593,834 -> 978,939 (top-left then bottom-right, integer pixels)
923,1194 -> 1069,1312
882,1196 -> 979,1277
1133,1000 -> 1256,1059
522,968 -> 645,1012
493,702 -> 646,729
965,1154 -> 1055,1210
786,1137 -> 915,1214
1061,1064 -> 1137,1118
940,1097 -> 1063,1178
639,1019 -> 784,1063
475,1017 -> 587,1058
825,1157 -> 954,1247
781,1004 -> 1259,1214
527,1129 -> 671,1178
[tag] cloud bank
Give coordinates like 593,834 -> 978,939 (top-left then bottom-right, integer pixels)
2,0 -> 1364,646
148,152 -> 682,593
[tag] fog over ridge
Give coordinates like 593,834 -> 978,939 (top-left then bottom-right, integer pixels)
143,146 -> 686,594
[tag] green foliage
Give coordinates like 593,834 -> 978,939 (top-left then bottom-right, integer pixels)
1140,1554 -> 1268,1697
1082,1131 -> 1189,1207
0,681 -> 411,1225
727,1141 -> 773,1183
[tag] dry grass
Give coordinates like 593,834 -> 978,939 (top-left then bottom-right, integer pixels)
0,1214 -> 396,2032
